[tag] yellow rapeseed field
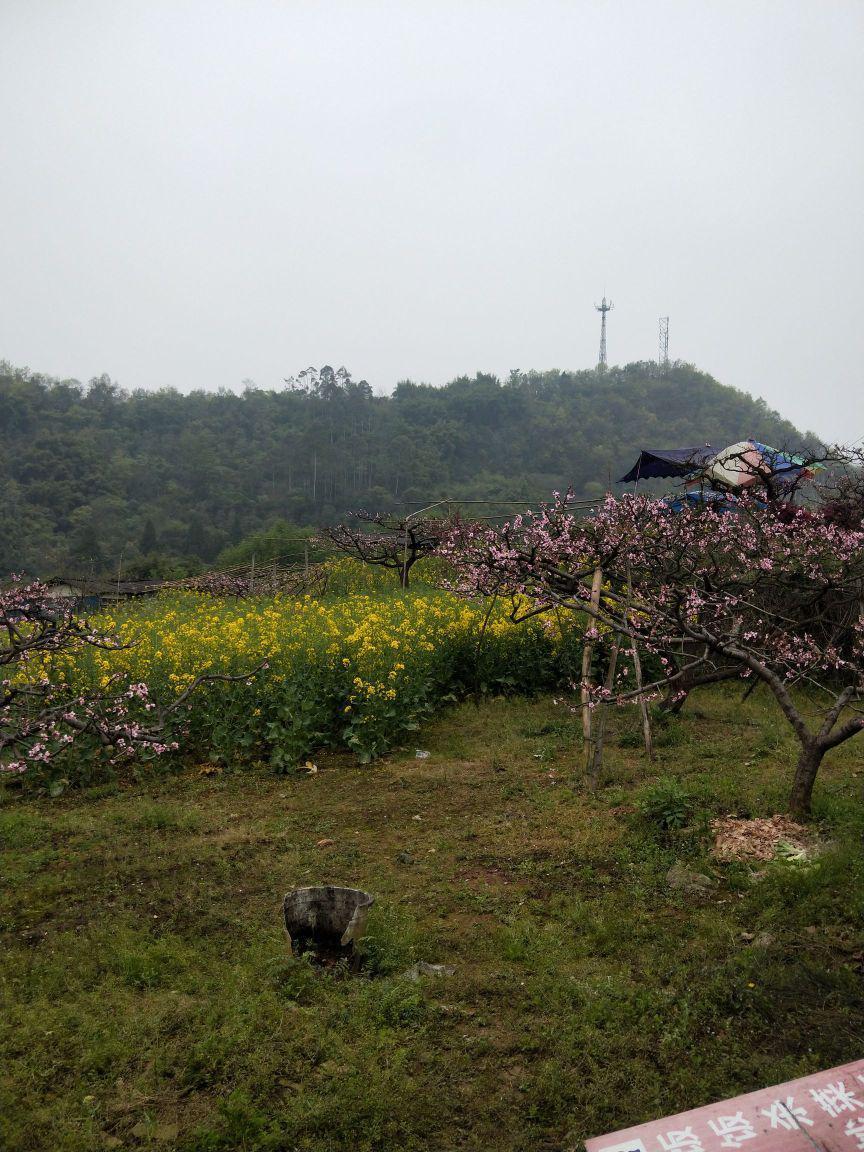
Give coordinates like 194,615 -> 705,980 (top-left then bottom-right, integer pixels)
32,580 -> 581,769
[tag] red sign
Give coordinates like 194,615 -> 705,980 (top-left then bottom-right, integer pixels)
586,1059 -> 864,1152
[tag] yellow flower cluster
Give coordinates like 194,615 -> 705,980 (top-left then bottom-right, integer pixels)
28,580 -> 580,764
36,590 -> 511,685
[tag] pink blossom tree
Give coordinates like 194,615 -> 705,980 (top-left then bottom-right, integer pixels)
444,492 -> 864,815
1,578 -> 261,792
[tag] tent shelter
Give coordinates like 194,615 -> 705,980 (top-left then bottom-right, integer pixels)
620,441 -> 818,493
618,446 -> 714,484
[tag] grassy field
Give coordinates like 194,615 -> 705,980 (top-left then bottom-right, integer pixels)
2,686 -> 864,1151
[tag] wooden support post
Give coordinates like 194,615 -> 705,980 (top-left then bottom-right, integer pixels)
624,562 -> 654,762
581,566 -> 603,771
588,637 -> 620,791
631,640 -> 655,761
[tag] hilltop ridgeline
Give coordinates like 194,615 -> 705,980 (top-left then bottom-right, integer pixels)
1,360 -> 815,577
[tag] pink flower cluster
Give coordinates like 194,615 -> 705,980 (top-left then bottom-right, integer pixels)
1,578 -> 180,785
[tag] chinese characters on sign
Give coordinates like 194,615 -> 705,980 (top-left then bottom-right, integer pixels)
587,1061 -> 864,1152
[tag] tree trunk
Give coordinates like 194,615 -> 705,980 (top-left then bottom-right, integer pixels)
788,741 -> 825,817
661,681 -> 690,715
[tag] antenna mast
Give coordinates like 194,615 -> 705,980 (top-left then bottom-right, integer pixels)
658,316 -> 669,373
595,295 -> 613,371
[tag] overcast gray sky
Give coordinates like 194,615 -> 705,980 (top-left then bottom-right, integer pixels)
2,1 -> 862,443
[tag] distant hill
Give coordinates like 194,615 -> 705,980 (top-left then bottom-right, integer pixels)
0,359 -> 818,577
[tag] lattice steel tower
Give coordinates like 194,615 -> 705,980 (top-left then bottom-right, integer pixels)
595,295 -> 613,371
658,316 -> 669,373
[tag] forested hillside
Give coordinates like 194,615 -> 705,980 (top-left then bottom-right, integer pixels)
1,360 -> 815,577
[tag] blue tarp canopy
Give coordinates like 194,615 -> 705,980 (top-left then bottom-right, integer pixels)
618,446 -> 714,484
749,442 -> 815,485
662,490 -> 745,514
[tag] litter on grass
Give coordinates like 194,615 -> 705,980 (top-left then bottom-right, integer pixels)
710,815 -> 817,863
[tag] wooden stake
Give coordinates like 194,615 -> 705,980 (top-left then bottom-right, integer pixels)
581,566 -> 603,768
631,640 -> 655,760
588,637 -> 620,790
624,562 -> 654,761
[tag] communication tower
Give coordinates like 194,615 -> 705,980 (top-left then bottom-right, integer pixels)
595,295 -> 613,370
658,316 -> 669,373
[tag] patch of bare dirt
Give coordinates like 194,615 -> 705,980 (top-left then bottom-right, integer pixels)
457,866 -> 522,888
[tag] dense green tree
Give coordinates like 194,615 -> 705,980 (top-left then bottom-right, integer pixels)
215,522 -> 327,568
139,518 -> 158,554
0,358 -> 821,578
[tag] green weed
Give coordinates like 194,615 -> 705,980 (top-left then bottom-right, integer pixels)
637,776 -> 697,832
